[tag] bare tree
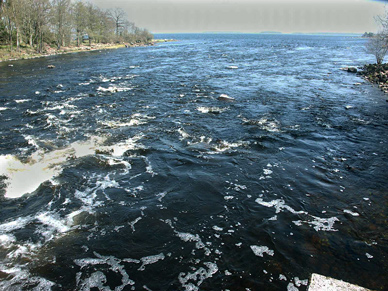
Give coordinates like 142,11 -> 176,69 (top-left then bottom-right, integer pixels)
51,0 -> 71,49
366,33 -> 388,65
20,0 -> 36,48
32,0 -> 51,53
365,6 -> 388,65
73,0 -> 87,46
375,7 -> 388,34
109,7 -> 127,37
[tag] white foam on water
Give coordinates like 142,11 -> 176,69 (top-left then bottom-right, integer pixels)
99,114 -> 155,129
250,245 -> 275,257
344,209 -> 360,216
15,99 -> 30,103
210,140 -> 249,154
138,253 -> 165,271
144,156 -> 157,176
293,277 -> 308,287
129,217 -> 142,232
36,212 -> 70,240
0,265 -> 56,290
0,234 -> 16,249
197,106 -> 228,114
156,191 -> 167,202
175,231 -> 210,255
256,197 -> 340,231
293,216 -> 339,232
97,85 -> 132,93
296,46 -> 312,50
366,253 -> 373,259
308,216 -> 339,232
46,103 -> 77,111
75,252 -> 135,290
176,231 -> 201,242
212,226 -> 223,231
287,282 -> 299,291
178,262 -> 218,291
178,128 -> 190,140
226,181 -> 247,192
255,198 -> 307,215
242,117 -> 281,132
7,241 -> 42,260
110,134 -> 145,157
0,107 -> 8,111
0,216 -> 32,232
279,274 -> 287,281
0,208 -> 83,265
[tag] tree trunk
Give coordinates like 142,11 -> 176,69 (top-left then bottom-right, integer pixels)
7,17 -> 13,51
16,28 -> 20,51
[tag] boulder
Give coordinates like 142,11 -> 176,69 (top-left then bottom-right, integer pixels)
347,67 -> 357,73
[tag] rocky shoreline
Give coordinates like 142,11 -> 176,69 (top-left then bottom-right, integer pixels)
0,39 -> 175,63
359,63 -> 388,94
342,64 -> 388,94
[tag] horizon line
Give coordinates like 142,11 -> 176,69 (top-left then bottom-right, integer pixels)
152,31 -> 364,35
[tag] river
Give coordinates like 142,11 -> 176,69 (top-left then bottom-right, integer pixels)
0,33 -> 387,290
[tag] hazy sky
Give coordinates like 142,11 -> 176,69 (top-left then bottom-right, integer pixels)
89,0 -> 386,34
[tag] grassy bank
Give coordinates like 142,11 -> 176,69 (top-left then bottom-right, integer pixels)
0,40 -> 175,63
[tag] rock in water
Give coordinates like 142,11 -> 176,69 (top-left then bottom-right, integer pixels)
47,65 -> 55,69
218,94 -> 235,102
347,67 -> 357,73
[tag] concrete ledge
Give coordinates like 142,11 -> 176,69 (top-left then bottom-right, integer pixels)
308,274 -> 371,291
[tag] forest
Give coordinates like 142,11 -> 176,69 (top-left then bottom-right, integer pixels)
0,0 -> 153,54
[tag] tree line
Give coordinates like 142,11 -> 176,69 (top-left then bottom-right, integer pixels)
0,0 -> 153,53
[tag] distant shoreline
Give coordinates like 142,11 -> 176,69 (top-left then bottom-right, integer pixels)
154,32 -> 362,36
0,39 -> 176,63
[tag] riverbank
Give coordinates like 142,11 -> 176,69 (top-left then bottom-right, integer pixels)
0,39 -> 175,63
359,63 -> 388,94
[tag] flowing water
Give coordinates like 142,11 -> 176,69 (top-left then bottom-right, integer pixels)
0,34 -> 387,290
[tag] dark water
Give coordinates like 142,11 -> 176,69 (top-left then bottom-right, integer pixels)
0,34 -> 387,290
